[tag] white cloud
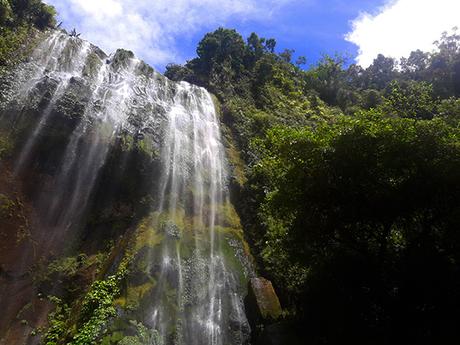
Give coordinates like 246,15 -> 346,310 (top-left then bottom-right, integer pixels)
44,0 -> 291,68
345,0 -> 460,67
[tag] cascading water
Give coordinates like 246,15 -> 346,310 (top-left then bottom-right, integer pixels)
8,32 -> 142,234
146,82 -> 250,345
0,30 -> 252,345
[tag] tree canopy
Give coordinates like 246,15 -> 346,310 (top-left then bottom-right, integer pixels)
0,0 -> 56,66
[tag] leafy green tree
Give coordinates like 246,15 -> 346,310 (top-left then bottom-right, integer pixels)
415,28 -> 460,98
195,27 -> 246,75
279,48 -> 294,63
31,1 -> 56,29
264,38 -> 276,53
247,32 -> 264,56
0,0 -> 56,66
361,88 -> 382,109
180,27 -> 251,98
164,63 -> 194,83
363,54 -> 397,89
295,55 -> 306,67
437,96 -> 460,125
9,0 -> 56,28
381,80 -> 438,119
305,54 -> 347,106
250,112 -> 460,343
400,49 -> 430,75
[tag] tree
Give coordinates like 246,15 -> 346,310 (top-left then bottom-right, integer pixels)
183,27 -> 250,97
32,1 -> 56,29
305,54 -> 347,106
363,54 -> 396,89
295,56 -> 307,67
196,27 -> 246,72
5,0 -> 55,28
437,96 -> 460,125
428,28 -> 460,97
247,32 -> 264,55
400,49 -> 430,75
435,27 -> 460,61
251,113 -> 460,343
164,63 -> 194,82
381,80 -> 438,119
361,89 -> 381,109
264,38 -> 276,53
0,0 -> 56,65
279,48 -> 294,63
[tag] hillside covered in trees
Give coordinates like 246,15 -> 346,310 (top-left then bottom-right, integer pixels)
166,27 -> 460,344
1,1 -> 460,344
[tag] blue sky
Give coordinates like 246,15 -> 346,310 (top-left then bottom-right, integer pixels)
44,0 -> 460,72
232,0 -> 391,68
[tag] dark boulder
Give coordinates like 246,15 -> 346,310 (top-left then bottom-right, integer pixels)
246,277 -> 282,324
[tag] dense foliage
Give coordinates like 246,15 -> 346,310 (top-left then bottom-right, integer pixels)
251,114 -> 460,343
304,28 -> 460,113
168,27 -> 460,344
0,0 -> 56,65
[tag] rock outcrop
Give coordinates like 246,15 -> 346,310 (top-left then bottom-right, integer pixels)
246,277 -> 282,324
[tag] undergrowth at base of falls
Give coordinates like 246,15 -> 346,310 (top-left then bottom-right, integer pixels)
39,296 -> 70,345
70,275 -> 120,345
104,320 -> 163,345
42,250 -> 134,345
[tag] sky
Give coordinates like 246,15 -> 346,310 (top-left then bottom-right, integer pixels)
44,0 -> 460,71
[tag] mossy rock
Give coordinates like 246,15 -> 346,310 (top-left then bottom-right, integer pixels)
0,131 -> 13,159
111,49 -> 135,71
0,193 -> 16,218
53,76 -> 92,124
82,49 -> 104,79
115,281 -> 154,310
133,216 -> 164,252
245,277 -> 282,326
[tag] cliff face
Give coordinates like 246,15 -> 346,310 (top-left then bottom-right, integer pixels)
0,30 -> 254,345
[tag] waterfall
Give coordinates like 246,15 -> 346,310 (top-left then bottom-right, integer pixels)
0,30 -> 251,345
146,82 -> 249,345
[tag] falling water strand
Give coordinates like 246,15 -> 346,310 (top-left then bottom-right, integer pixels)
14,35 -> 91,174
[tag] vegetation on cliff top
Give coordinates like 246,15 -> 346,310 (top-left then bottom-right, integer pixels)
0,0 -> 56,66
